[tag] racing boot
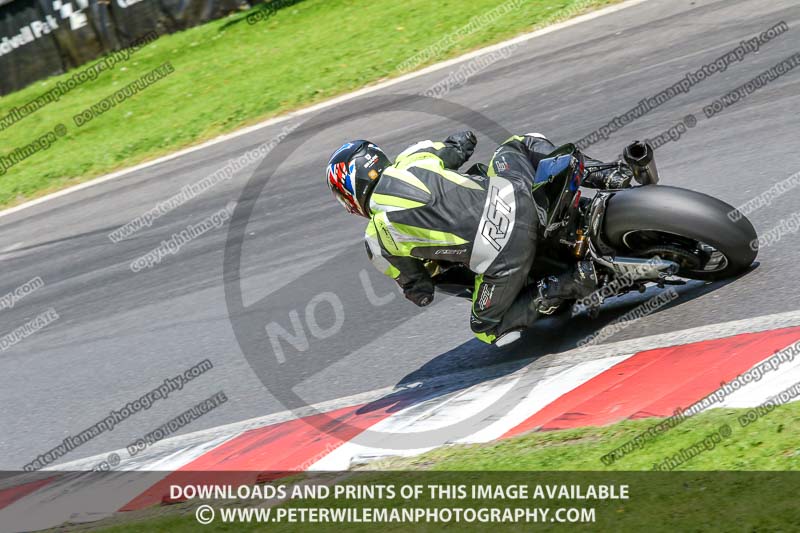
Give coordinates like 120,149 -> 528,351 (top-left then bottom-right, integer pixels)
534,261 -> 599,315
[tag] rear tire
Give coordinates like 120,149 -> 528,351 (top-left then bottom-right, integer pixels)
602,186 -> 758,281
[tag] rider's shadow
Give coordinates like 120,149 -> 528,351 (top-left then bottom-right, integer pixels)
354,268 -> 754,417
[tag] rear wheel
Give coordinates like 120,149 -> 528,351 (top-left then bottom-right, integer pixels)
602,186 -> 758,281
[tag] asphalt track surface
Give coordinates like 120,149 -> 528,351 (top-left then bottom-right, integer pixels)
1,0 -> 799,470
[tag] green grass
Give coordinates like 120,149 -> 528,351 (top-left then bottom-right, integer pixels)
366,401 -> 800,471
0,0 -> 621,207
77,402 -> 800,532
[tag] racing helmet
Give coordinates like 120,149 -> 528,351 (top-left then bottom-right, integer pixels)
326,140 -> 391,217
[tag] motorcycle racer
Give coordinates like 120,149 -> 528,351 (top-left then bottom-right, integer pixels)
326,132 -> 632,346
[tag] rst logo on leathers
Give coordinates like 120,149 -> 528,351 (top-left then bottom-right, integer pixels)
482,184 -> 512,251
470,176 -> 516,274
477,283 -> 495,311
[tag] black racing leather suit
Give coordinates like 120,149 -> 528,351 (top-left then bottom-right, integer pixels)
363,131 -> 614,343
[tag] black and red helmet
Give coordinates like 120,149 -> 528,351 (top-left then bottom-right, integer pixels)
326,140 -> 391,217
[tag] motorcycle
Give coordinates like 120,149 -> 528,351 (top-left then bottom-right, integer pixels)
428,141 -> 759,325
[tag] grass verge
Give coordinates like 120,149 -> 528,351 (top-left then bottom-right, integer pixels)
0,0 -> 622,208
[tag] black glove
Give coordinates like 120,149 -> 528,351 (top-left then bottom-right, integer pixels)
402,278 -> 435,307
447,130 -> 477,160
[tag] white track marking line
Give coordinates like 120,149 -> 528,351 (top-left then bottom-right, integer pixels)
0,0 -> 650,221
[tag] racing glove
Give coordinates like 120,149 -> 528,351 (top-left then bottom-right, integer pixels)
439,131 -> 478,169
402,278 -> 435,307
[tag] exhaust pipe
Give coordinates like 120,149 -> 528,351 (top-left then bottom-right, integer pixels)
623,141 -> 659,185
